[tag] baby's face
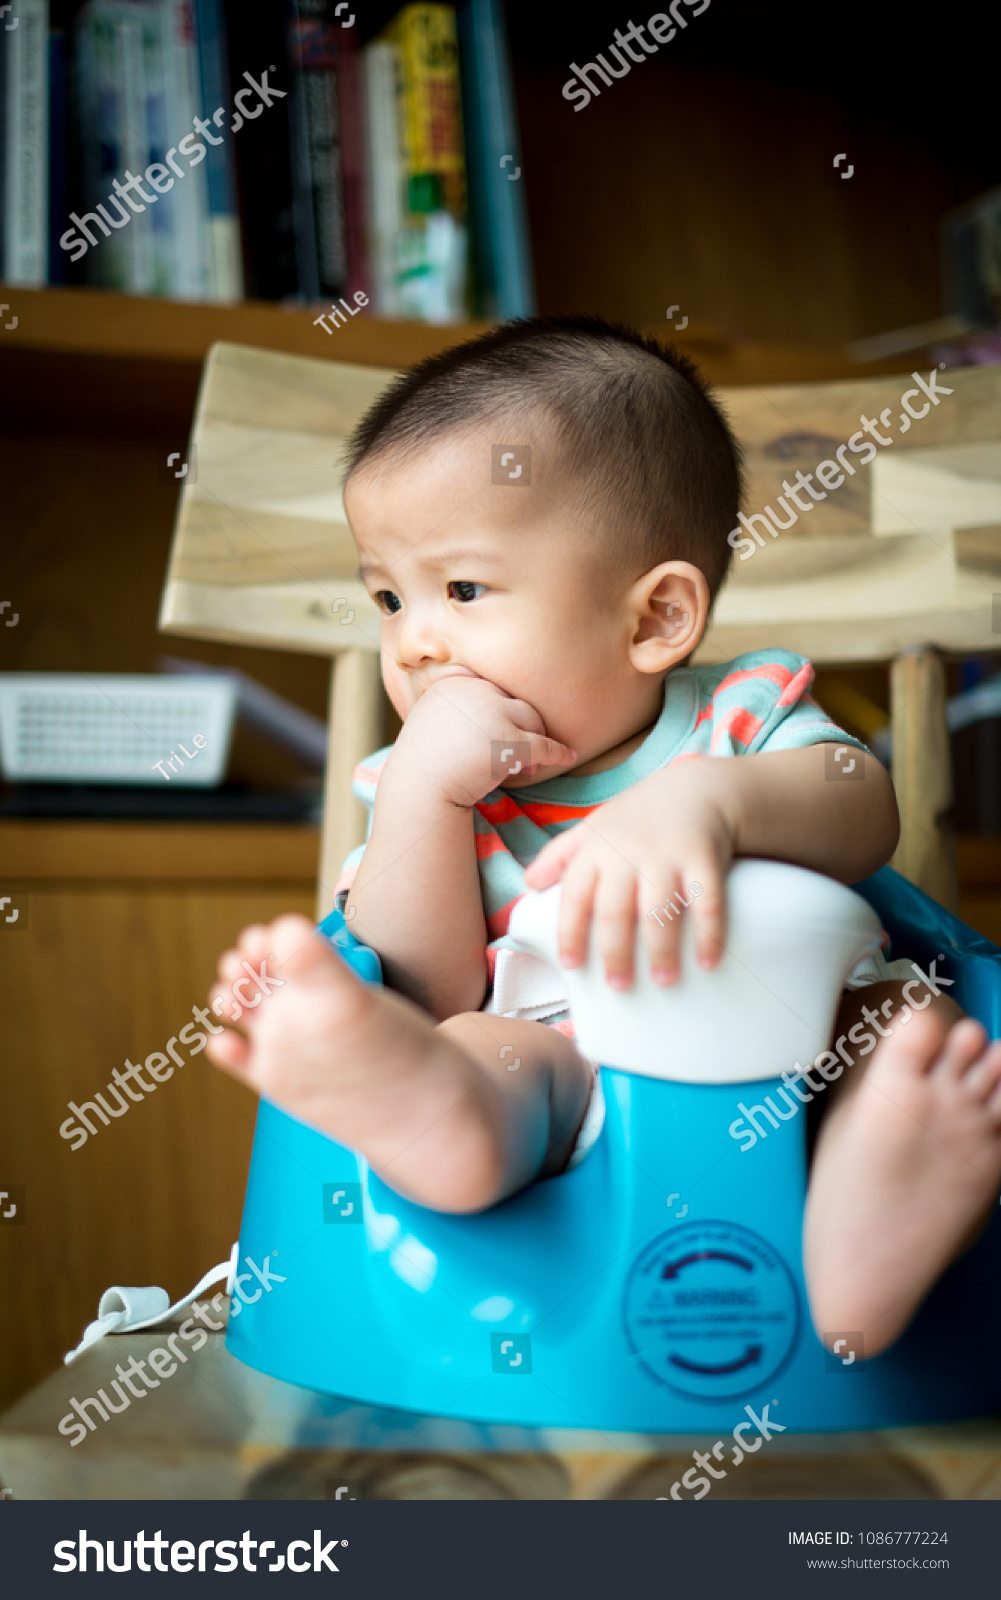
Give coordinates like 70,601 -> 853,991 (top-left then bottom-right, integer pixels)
344,426 -> 661,785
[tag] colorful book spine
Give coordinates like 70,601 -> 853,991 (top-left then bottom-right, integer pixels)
390,3 -> 465,217
3,0 -> 49,286
381,3 -> 468,323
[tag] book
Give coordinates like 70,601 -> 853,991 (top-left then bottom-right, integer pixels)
142,0 -> 177,296
0,14 -> 7,277
457,0 -> 535,321
381,3 -> 468,322
361,36 -> 404,316
72,0 -> 227,299
157,0 -> 211,299
73,0 -> 138,292
193,0 -> 242,300
391,3 -> 465,217
286,0 -> 349,303
47,26 -> 68,283
331,17 -> 365,304
223,0 -> 296,300
119,1 -> 155,293
3,0 -> 49,286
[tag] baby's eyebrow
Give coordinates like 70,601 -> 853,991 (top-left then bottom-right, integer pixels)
422,547 -> 508,568
356,549 -> 507,581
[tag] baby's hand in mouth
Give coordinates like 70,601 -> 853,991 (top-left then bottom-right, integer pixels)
392,673 -> 576,808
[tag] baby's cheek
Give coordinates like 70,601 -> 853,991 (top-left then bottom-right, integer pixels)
381,654 -> 411,722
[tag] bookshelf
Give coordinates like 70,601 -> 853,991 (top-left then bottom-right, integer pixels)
0,282 -> 922,373
0,283 -> 490,368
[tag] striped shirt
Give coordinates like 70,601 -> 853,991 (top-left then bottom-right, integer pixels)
334,650 -> 868,1035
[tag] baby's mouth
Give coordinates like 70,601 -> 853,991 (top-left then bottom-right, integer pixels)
417,666 -> 482,694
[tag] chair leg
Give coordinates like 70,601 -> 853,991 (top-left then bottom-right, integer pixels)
316,651 -> 385,923
890,648 -> 959,912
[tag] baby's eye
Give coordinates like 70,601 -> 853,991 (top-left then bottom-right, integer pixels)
374,590 -> 402,615
448,581 -> 487,603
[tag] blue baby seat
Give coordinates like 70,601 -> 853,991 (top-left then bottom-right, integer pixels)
227,865 -> 1001,1432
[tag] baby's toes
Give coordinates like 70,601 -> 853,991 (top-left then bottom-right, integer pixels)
209,975 -> 248,1027
265,913 -> 342,986
932,1017 -> 988,1082
963,1041 -> 1001,1105
217,946 -> 246,986
236,922 -> 277,963
986,1072 -> 1001,1123
203,1018 -> 255,1080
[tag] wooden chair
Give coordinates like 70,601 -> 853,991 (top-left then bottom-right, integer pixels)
699,365 -> 1001,910
160,344 -> 1001,917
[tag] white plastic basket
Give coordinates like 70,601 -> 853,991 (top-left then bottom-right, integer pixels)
0,675 -> 238,786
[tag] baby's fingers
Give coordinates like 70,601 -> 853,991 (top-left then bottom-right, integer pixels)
593,870 -> 643,989
531,734 -> 577,772
555,858 -> 598,973
689,865 -> 726,970
524,822 -> 586,888
498,730 -> 576,782
642,885 -> 685,986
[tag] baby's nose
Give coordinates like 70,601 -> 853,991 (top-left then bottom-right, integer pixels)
394,617 -> 451,672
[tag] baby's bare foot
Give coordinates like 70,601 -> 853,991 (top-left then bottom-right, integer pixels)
804,1008 -> 1001,1355
205,915 -> 510,1210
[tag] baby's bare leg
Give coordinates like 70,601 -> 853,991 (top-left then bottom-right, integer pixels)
804,980 -> 1001,1356
205,914 -> 593,1213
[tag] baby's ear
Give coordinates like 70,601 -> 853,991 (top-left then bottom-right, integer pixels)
630,562 -> 709,668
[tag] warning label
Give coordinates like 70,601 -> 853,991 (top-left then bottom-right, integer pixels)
623,1219 -> 799,1400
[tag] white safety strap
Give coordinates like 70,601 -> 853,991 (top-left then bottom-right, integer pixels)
63,1243 -> 239,1364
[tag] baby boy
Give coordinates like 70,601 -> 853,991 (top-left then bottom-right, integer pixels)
207,317 -> 1001,1358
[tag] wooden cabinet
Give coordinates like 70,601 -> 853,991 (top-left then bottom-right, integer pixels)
0,820 -> 318,1413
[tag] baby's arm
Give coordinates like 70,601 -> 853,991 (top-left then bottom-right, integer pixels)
527,743 -> 898,988
346,675 -> 575,1021
697,743 -> 898,882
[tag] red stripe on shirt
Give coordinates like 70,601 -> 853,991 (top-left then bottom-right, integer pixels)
777,661 -> 815,707
487,894 -> 526,941
475,831 -> 511,862
476,795 -> 524,827
520,800 -> 600,827
352,761 -> 387,788
694,662 -> 799,730
711,706 -> 763,752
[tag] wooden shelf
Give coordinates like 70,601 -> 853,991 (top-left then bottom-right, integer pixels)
0,818 -> 318,880
0,284 -> 912,386
0,283 -> 489,370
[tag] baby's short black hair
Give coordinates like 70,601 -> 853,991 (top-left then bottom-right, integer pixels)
344,315 -> 743,600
